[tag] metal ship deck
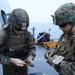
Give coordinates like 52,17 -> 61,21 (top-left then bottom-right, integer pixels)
28,45 -> 59,75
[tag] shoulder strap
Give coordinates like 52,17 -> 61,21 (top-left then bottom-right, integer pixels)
3,25 -> 10,48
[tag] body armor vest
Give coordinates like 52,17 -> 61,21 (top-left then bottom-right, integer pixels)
8,32 -> 25,51
55,33 -> 75,61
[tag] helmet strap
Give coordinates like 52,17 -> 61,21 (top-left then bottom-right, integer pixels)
67,24 -> 74,34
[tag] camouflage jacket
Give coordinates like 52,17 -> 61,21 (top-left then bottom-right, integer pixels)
53,33 -> 75,61
0,26 -> 36,64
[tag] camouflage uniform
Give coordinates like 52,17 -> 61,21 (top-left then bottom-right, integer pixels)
45,3 -> 75,75
0,8 -> 36,75
52,33 -> 75,75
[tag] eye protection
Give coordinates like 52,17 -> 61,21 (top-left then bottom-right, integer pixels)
59,23 -> 67,28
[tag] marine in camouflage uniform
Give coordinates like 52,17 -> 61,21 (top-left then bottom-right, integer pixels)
0,8 -> 36,75
44,3 -> 75,75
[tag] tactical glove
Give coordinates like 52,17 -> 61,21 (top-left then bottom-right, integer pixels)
26,56 -> 34,67
47,57 -> 54,66
44,51 -> 54,59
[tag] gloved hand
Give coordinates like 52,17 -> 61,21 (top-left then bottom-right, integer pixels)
47,57 -> 54,66
25,56 -> 34,67
44,51 -> 54,59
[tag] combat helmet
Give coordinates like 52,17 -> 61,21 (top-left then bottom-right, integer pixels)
8,8 -> 29,31
52,3 -> 75,26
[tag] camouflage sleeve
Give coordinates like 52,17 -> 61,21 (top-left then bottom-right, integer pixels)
52,34 -> 64,55
0,54 -> 10,64
0,29 -> 10,64
26,31 -> 36,58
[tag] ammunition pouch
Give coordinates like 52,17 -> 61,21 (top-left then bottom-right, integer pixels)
65,53 -> 75,62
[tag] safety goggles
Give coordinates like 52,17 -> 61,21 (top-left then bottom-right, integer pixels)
58,23 -> 67,28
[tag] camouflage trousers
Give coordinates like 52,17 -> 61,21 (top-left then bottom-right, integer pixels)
3,64 -> 28,75
54,61 -> 75,75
